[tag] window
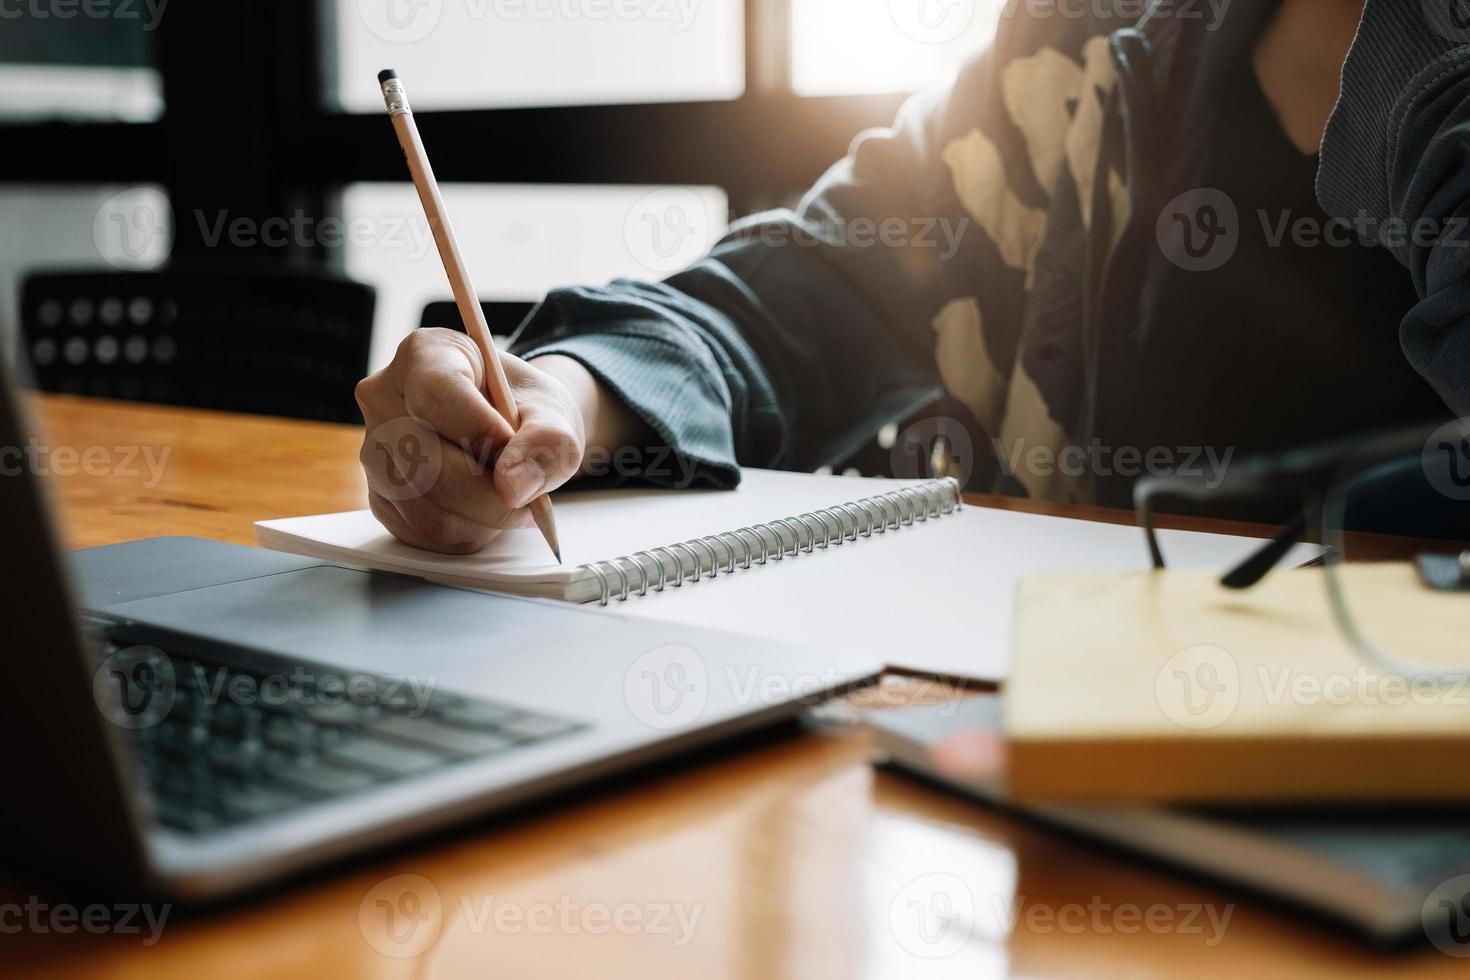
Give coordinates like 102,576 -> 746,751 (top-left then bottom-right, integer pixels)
342,182 -> 727,369
791,0 -> 1003,97
329,0 -> 745,111
0,8 -> 162,121
0,3 -> 915,402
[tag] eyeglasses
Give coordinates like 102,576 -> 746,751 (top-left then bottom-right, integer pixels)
1135,420 -> 1470,682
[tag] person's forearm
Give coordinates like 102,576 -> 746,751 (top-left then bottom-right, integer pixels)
531,354 -> 652,475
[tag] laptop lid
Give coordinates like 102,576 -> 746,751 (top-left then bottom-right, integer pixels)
0,355 -> 154,895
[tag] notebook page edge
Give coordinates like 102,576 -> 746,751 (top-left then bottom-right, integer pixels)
254,474 -> 955,600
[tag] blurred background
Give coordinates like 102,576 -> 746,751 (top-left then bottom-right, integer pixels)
0,0 -> 1001,422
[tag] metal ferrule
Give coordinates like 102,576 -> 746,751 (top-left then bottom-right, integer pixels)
381,78 -> 411,117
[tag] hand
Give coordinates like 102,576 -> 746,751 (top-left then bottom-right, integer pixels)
355,329 -> 589,554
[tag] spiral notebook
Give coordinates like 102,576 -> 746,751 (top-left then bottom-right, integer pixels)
255,471 -> 962,605
255,469 -> 1301,681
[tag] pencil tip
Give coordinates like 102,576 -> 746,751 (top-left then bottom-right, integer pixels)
528,496 -> 562,567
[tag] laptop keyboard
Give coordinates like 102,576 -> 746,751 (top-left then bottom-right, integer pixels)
101,644 -> 588,835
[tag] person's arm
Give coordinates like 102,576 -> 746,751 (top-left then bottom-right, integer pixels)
360,7 -> 1100,549
508,97 -> 958,489
1317,2 -> 1470,415
509,12 -> 1070,488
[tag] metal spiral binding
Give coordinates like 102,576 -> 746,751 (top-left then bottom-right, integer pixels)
798,513 -> 827,549
751,523 -> 783,561
580,477 -> 962,604
652,545 -> 683,588
640,548 -> 668,591
776,516 -> 810,554
735,527 -> 766,565
618,554 -> 649,597
840,501 -> 872,538
671,542 -> 702,585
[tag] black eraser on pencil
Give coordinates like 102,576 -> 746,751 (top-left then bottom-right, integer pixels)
378,68 -> 398,84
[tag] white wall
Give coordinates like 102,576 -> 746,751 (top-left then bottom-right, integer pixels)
342,182 -> 727,370
331,0 -> 744,111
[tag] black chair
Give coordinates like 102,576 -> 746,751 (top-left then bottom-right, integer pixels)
19,266 -> 375,423
418,300 -> 536,339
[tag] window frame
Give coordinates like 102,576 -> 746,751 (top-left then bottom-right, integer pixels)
0,0 -> 907,254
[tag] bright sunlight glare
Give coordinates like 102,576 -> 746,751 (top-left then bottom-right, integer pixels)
792,0 -> 1007,97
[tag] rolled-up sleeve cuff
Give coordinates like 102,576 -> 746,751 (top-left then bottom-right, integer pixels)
516,330 -> 741,490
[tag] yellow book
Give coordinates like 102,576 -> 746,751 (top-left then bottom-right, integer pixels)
1004,566 -> 1470,803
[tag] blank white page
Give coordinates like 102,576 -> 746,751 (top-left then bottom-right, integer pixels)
606,506 -> 1320,681
258,470 -> 1316,680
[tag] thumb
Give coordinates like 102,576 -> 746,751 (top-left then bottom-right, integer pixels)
493,401 -> 584,509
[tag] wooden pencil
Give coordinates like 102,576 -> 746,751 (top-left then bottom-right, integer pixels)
378,68 -> 561,563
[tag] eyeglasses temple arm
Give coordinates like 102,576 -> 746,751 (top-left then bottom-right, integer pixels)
1219,510 -> 1309,590
1134,479 -> 1171,570
1139,500 -> 1165,569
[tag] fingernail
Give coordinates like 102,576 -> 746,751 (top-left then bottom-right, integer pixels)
501,459 -> 545,507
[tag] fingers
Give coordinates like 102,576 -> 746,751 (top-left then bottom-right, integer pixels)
372,479 -> 532,553
388,330 -> 518,460
357,332 -> 588,551
493,414 -> 582,509
359,421 -> 532,537
417,437 -> 532,529
368,490 -> 499,555
493,357 -> 587,508
401,367 -> 516,465
358,329 -> 517,530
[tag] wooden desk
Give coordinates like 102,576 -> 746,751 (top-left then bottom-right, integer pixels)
6,395 -> 1457,979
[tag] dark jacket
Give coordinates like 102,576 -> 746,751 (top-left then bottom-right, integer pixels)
511,0 -> 1470,501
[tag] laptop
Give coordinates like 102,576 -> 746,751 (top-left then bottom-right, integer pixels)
0,358 -> 881,901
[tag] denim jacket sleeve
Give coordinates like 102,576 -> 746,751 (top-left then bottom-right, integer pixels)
510,8 -> 1146,492
507,84 -> 962,488
1318,1 -> 1470,416
507,25 -> 1040,488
